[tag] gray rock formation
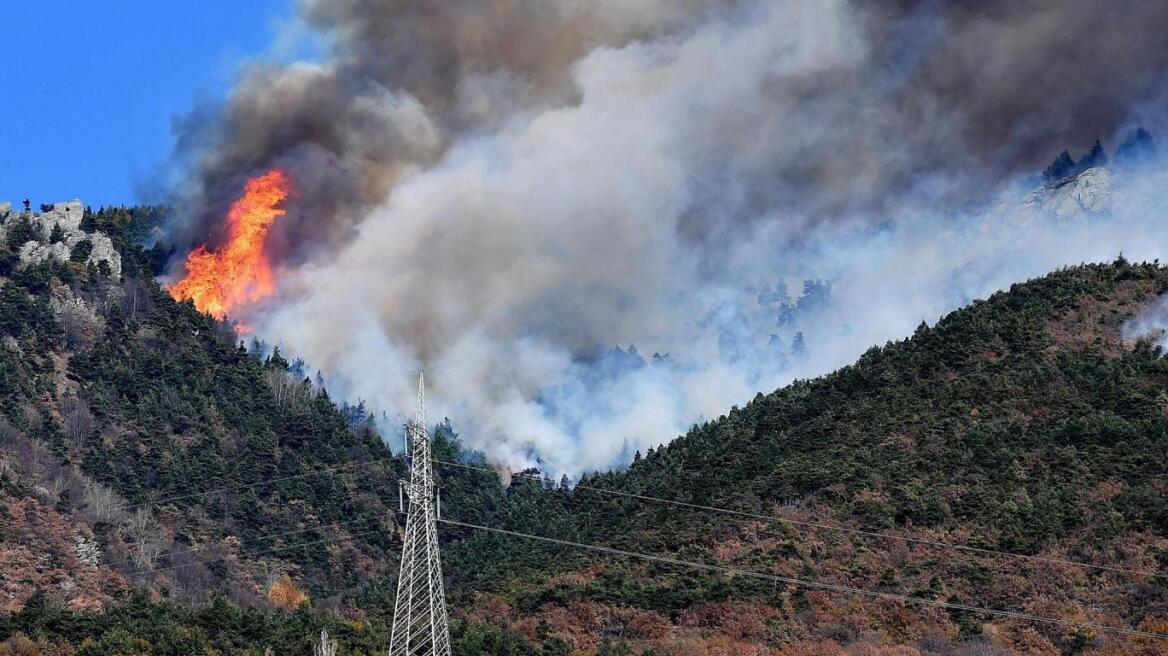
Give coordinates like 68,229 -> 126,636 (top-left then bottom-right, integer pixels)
0,199 -> 122,278
35,200 -> 84,234
73,534 -> 102,567
1018,166 -> 1112,220
19,240 -> 72,265
51,286 -> 106,348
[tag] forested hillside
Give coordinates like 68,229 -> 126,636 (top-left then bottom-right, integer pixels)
0,204 -> 409,603
1,204 -> 1167,655
436,259 -> 1168,656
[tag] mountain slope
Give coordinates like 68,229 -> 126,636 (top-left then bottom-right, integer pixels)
436,259 -> 1168,655
1,201 -> 1167,655
0,204 -> 410,606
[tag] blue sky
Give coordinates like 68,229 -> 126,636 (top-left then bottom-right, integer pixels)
0,0 -> 298,208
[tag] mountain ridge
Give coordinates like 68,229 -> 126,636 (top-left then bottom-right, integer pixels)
0,205 -> 1167,654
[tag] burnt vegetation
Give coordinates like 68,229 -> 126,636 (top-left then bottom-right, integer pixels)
0,209 -> 1167,654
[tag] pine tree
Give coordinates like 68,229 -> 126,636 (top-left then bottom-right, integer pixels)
70,239 -> 93,263
5,215 -> 36,250
791,331 -> 808,359
80,207 -> 97,232
1042,149 -> 1076,181
1077,139 -> 1107,169
1115,127 -> 1157,166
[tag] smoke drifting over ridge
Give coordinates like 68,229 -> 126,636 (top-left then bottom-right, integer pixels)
166,0 -> 1168,474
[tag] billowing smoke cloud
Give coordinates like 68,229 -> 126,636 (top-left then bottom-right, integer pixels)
169,0 -> 732,259
165,0 -> 1168,474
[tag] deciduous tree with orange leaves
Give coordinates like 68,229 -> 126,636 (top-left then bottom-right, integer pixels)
268,574 -> 309,610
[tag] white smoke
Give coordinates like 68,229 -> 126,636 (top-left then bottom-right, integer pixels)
199,0 -> 1168,475
1123,296 -> 1168,349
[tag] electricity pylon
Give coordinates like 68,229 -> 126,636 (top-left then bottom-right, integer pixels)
389,372 -> 452,656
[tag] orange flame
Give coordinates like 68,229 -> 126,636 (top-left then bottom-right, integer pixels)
168,168 -> 290,323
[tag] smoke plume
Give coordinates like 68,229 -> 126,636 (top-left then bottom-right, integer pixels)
165,0 -> 1168,474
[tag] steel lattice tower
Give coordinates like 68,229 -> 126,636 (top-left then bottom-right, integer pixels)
389,372 -> 452,656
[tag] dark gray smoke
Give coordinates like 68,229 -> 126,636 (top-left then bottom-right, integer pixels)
170,0 -> 1168,255
169,0 -> 730,258
163,0 -> 1168,473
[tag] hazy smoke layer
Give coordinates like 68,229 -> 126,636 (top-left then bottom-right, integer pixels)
167,0 -> 1168,474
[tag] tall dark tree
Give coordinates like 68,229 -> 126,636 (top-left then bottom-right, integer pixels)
1042,149 -> 1076,181
1077,139 -> 1107,169
790,331 -> 808,358
5,215 -> 36,249
1115,127 -> 1157,166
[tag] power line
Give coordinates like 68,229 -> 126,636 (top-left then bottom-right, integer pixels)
122,371 -> 426,513
126,455 -> 402,512
304,371 -> 1161,581
127,523 -> 390,578
108,513 -> 389,574
335,368 -> 426,389
103,490 -> 1168,643
306,368 -> 428,400
104,452 -> 1162,581
88,447 -> 1167,642
437,517 -> 1168,641
433,459 -> 1165,580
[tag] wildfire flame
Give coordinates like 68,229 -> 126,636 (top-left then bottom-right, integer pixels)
168,168 -> 291,328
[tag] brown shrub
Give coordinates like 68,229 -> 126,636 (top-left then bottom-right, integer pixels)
268,574 -> 309,609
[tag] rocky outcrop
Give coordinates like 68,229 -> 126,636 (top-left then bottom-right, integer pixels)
18,240 -> 72,266
1018,166 -> 1112,220
50,286 -> 106,348
34,200 -> 84,232
0,200 -> 122,278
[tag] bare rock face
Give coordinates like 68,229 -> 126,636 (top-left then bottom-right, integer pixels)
0,201 -> 10,218
74,534 -> 102,567
18,240 -> 72,265
5,199 -> 122,278
1018,167 -> 1112,220
35,200 -> 85,235
51,286 -> 106,348
83,233 -> 122,278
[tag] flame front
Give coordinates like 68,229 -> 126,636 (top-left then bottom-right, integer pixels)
168,168 -> 290,324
